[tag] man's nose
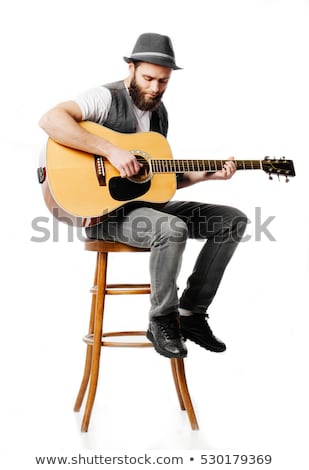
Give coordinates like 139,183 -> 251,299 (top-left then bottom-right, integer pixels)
150,81 -> 159,93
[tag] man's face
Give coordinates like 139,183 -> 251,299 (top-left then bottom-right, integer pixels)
129,62 -> 172,111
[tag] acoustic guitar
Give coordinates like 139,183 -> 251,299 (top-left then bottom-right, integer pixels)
38,121 -> 296,227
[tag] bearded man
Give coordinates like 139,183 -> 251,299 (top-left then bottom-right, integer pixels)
39,33 -> 247,359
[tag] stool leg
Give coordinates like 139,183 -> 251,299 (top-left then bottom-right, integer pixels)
81,251 -> 107,432
173,358 -> 199,430
170,359 -> 185,410
74,253 -> 99,412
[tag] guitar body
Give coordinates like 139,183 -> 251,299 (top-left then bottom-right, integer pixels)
40,122 -> 176,227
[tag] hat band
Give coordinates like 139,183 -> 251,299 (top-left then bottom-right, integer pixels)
130,51 -> 175,62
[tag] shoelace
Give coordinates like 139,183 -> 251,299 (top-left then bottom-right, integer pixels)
159,318 -> 182,340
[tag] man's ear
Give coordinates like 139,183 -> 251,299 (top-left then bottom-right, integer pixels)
128,62 -> 135,76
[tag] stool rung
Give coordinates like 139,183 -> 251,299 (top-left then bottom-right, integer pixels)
83,331 -> 153,348
90,284 -> 151,295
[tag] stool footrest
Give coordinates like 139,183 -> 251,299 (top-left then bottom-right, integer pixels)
90,284 -> 151,295
83,331 -> 153,348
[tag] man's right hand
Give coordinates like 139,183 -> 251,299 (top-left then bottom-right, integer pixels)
106,147 -> 143,178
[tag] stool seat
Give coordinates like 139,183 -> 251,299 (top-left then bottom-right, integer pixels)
73,239 -> 199,432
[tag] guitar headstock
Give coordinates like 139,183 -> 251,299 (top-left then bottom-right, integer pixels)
262,157 -> 296,181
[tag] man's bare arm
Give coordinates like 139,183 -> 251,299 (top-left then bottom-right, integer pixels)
39,101 -> 142,178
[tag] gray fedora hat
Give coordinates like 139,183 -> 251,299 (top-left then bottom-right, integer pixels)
124,32 -> 182,70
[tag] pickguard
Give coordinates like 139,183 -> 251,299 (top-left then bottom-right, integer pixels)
108,177 -> 151,201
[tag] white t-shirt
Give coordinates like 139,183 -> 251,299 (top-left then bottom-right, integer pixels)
74,85 -> 151,132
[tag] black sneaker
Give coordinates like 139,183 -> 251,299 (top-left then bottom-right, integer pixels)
180,314 -> 226,353
146,312 -> 188,359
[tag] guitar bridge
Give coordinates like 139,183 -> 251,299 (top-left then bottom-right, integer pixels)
94,155 -> 106,186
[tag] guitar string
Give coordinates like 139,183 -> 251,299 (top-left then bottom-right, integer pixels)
134,157 -> 263,172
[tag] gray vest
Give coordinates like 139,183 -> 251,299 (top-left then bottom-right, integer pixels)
102,80 -> 168,137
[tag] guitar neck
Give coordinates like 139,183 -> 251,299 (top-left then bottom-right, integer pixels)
150,159 -> 262,173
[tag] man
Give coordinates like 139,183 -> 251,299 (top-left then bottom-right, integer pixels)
39,33 -> 247,359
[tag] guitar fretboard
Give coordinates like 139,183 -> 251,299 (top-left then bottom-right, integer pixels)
150,159 -> 262,173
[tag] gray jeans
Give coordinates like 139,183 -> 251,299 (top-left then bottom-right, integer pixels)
86,201 -> 247,318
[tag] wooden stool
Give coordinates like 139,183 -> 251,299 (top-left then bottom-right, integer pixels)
73,239 -> 199,431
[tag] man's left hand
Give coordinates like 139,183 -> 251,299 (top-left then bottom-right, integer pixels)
205,156 -> 237,181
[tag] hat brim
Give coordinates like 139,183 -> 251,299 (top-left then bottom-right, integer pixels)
123,55 -> 182,70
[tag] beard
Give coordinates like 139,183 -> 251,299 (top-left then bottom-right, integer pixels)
129,76 -> 163,112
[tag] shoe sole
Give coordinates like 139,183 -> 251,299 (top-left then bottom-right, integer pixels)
182,333 -> 226,353
146,330 -> 187,359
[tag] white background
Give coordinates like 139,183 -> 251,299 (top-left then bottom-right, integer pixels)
0,0 -> 308,468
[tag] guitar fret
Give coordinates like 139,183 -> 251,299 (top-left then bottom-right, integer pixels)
239,160 -> 261,170
209,161 -> 216,172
